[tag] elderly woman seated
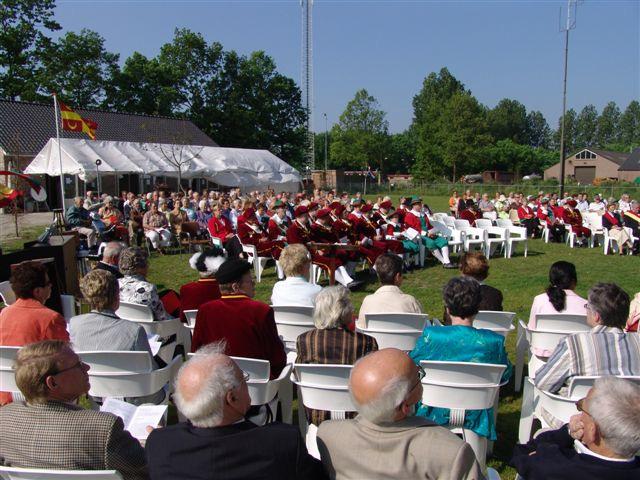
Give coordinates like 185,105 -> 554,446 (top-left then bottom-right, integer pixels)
296,285 -> 378,425
410,276 -> 512,441
118,247 -> 173,321
511,376 -> 640,479
271,244 -> 322,307
69,269 -> 164,404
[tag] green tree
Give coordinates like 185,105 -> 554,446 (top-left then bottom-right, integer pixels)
0,0 -> 60,100
481,139 -> 556,177
553,108 -> 578,153
36,29 -> 119,107
330,89 -> 389,171
526,110 -> 551,149
386,130 -> 416,173
619,100 -> 640,147
436,92 -> 491,180
411,67 -> 467,179
574,104 -> 599,148
596,101 -> 621,147
487,98 -> 528,144
314,130 -> 331,169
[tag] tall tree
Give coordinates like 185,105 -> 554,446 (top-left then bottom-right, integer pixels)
574,104 -> 599,148
596,101 -> 621,146
330,89 -> 389,171
619,100 -> 640,147
487,98 -> 528,144
0,0 -> 60,100
386,130 -> 416,173
525,110 -> 551,149
436,92 -> 491,181
37,29 -> 119,107
553,108 -> 578,153
411,67 -> 467,179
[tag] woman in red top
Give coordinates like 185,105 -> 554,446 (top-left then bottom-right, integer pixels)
602,202 -> 633,254
180,248 -> 225,322
207,203 -> 242,258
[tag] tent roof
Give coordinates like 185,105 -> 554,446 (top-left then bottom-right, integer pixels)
24,138 -> 301,190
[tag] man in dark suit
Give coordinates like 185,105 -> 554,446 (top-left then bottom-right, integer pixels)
94,241 -> 124,279
0,340 -> 148,479
511,376 -> 640,480
146,343 -> 325,480
190,258 -> 286,378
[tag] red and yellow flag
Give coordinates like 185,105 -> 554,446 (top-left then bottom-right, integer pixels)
58,100 -> 98,140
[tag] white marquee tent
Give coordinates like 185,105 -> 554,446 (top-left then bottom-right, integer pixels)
24,138 -> 302,192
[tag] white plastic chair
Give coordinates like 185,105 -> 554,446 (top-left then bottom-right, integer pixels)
473,311 -> 516,338
183,309 -> 197,331
454,219 -> 485,252
495,219 -> 528,258
443,216 -> 456,228
583,212 -> 605,248
430,220 -> 464,253
475,219 -> 508,258
239,236 -> 272,283
0,346 -> 21,394
60,294 -> 76,322
357,313 -> 429,351
419,360 -> 506,471
0,280 -> 16,305
272,305 -> 315,353
291,364 -> 355,459
78,351 -> 182,403
603,226 -> 634,255
535,314 -> 589,332
0,467 -> 123,479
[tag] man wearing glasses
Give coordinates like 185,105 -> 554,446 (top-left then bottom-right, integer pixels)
317,348 -> 484,480
0,340 -> 148,479
146,343 -> 324,480
535,283 -> 640,399
511,376 -> 640,479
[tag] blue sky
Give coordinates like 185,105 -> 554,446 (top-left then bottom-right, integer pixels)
54,0 -> 639,133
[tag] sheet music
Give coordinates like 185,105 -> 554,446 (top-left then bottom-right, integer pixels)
147,334 -> 162,357
101,398 -> 167,440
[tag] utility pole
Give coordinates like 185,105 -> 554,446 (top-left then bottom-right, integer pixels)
558,0 -> 578,199
301,0 -> 315,174
323,112 -> 328,172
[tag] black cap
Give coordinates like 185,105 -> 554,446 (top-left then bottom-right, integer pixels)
215,258 -> 252,284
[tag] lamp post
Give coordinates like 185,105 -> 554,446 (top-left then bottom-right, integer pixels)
95,159 -> 102,195
323,113 -> 328,172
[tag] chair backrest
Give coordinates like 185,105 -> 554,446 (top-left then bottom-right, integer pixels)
428,220 -> 453,237
474,311 -> 516,331
183,309 -> 197,328
0,280 -> 16,305
0,346 -> 21,393
584,212 -> 603,230
475,219 -> 493,229
495,219 -> 513,229
535,314 -> 589,332
356,327 -> 422,351
443,216 -> 456,228
363,313 -> 429,331
230,356 -> 271,381
292,364 -> 355,413
272,305 -> 315,347
0,467 -> 123,480
482,212 -> 497,221
419,361 -> 506,411
566,375 -> 640,398
528,328 -> 571,355
60,294 -> 76,322
454,219 -> 471,230
115,302 -> 154,322
78,351 -> 153,373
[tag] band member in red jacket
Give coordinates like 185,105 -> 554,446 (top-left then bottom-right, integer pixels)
207,203 -> 242,258
287,206 -> 358,288
518,196 -> 540,238
403,196 -> 456,268
267,200 -> 289,259
237,207 -> 280,258
458,199 -> 482,226
562,199 -> 591,246
191,259 -> 286,378
537,197 -> 565,243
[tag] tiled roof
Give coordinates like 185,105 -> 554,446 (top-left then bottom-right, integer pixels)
618,147 -> 640,171
588,149 -> 630,166
0,99 -> 217,156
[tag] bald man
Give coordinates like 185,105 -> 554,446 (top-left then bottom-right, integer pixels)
145,344 -> 324,480
317,348 -> 484,480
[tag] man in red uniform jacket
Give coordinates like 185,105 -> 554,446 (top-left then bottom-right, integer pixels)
518,196 -> 540,238
562,199 -> 591,247
207,204 -> 243,258
180,248 -> 225,322
267,200 -> 289,259
237,208 -> 280,258
191,258 -> 286,378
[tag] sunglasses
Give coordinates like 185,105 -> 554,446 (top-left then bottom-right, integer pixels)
575,397 -> 591,416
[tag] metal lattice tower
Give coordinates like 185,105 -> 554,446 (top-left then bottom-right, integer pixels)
301,0 -> 315,172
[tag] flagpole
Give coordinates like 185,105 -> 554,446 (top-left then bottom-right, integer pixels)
52,93 -> 66,213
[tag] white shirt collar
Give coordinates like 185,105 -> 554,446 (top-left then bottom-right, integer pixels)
573,440 -> 635,463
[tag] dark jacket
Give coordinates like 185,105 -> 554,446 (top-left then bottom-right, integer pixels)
145,420 -> 325,480
443,283 -> 503,325
511,425 -> 640,480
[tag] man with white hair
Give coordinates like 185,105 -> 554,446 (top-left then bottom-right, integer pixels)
94,241 -> 124,278
511,376 -> 640,479
317,348 -> 484,479
66,196 -> 98,249
145,344 -> 324,479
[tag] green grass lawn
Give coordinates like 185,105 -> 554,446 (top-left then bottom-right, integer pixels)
2,196 -> 639,479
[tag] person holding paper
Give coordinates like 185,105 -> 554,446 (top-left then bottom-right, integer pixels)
70,269 -> 165,405
146,343 -> 325,480
0,340 -> 148,479
403,196 -> 456,269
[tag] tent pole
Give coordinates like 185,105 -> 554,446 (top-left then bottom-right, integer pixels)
52,93 -> 66,212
